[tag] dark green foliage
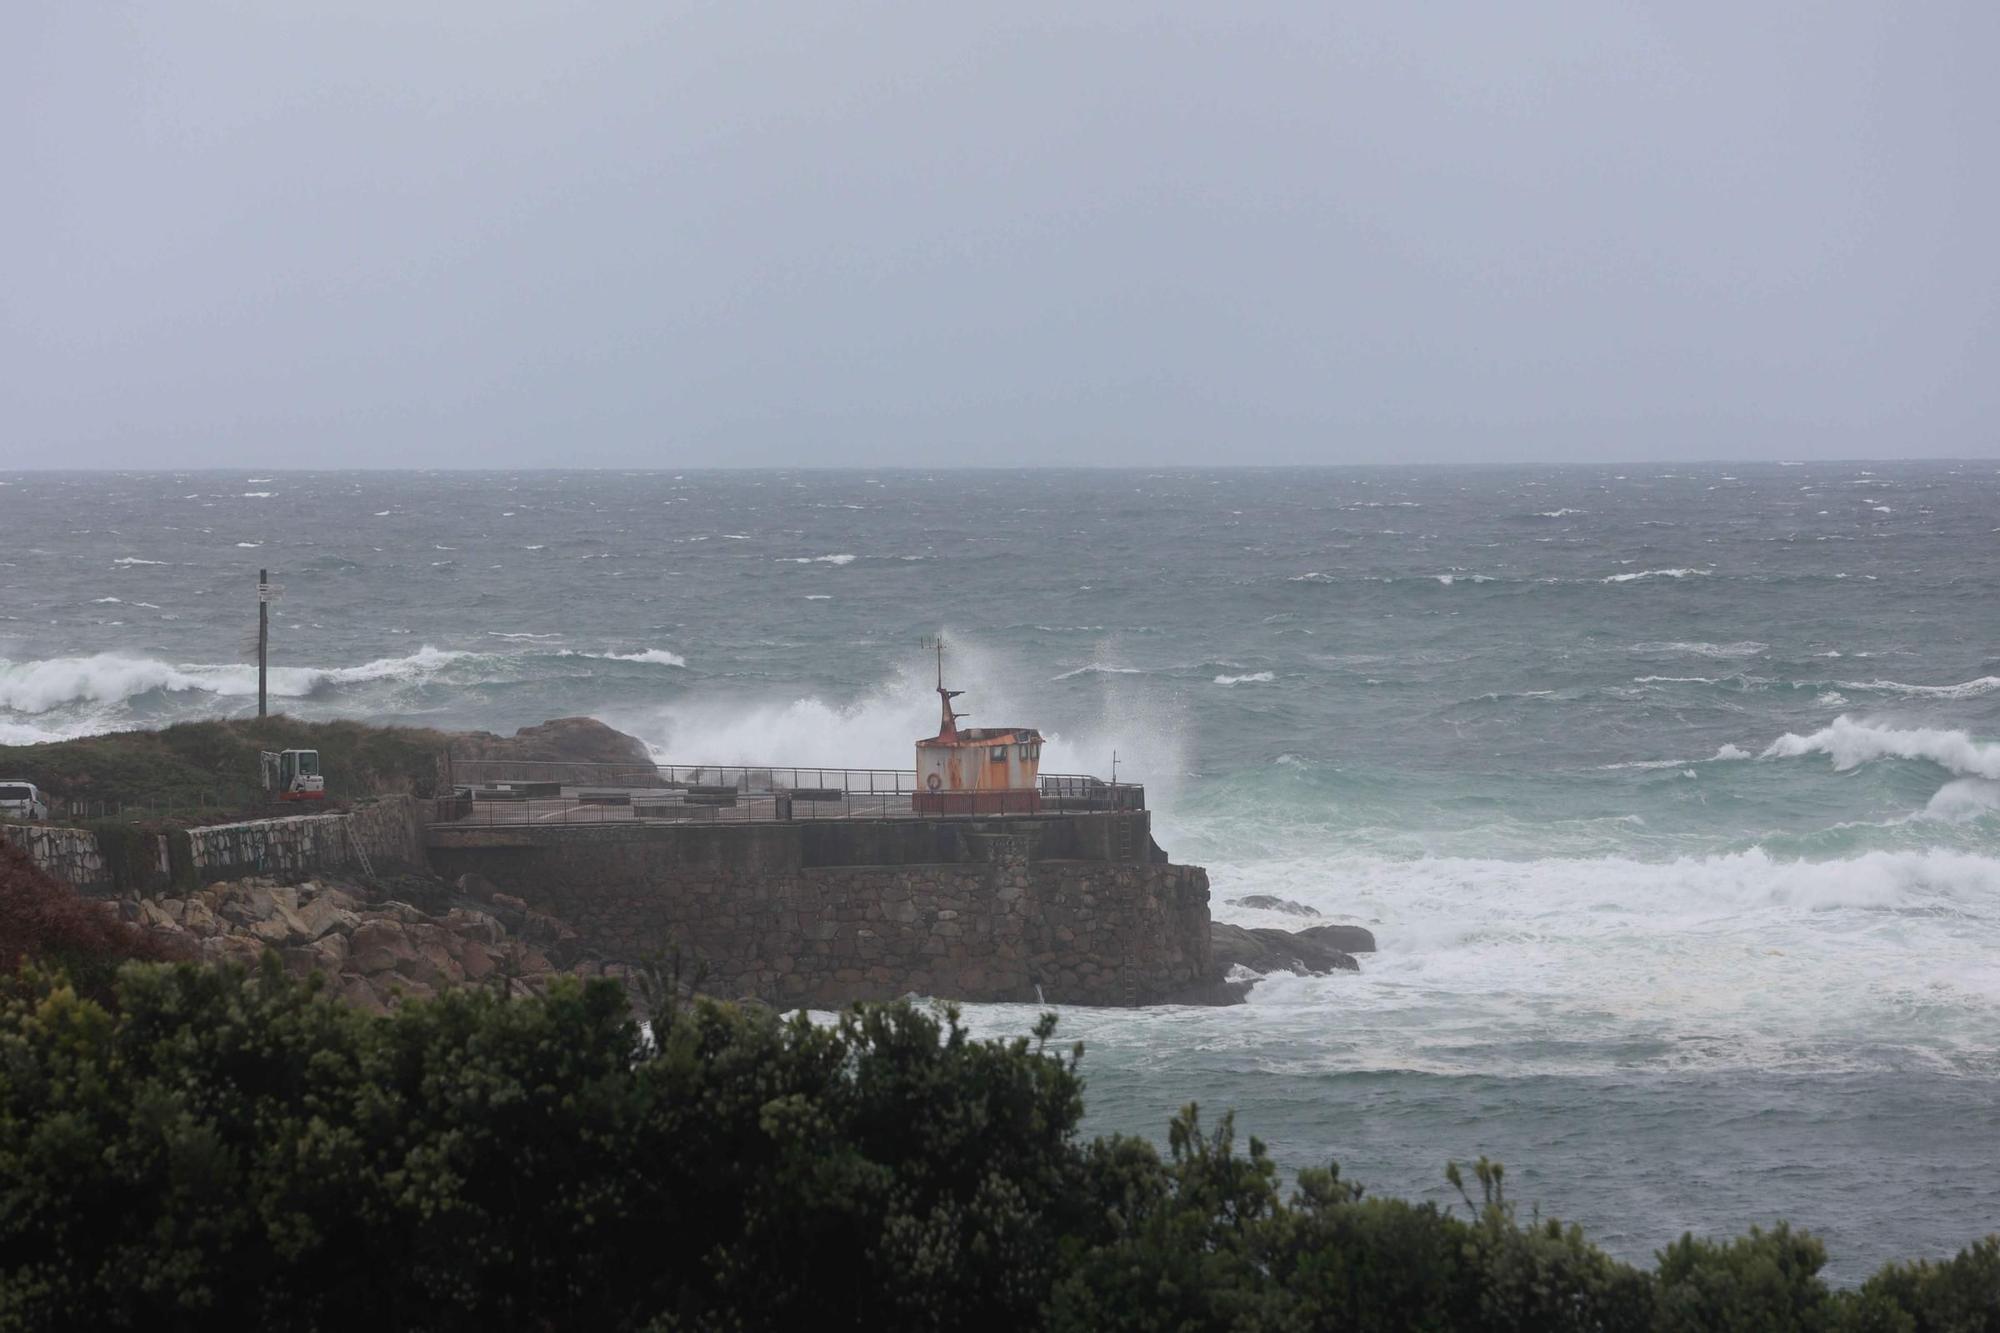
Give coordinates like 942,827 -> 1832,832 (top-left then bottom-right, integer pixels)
0,961 -> 1993,1332
80,820 -> 162,894
1842,1238 -> 2000,1333
164,826 -> 198,893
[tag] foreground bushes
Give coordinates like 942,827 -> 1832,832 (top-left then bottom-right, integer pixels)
0,962 -> 1994,1331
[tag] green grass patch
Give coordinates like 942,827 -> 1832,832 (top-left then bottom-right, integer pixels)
0,716 -> 450,818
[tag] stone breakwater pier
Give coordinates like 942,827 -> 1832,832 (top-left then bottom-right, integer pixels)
6,792 -> 1218,1009
426,810 -> 1213,1008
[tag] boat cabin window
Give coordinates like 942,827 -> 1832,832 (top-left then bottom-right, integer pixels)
989,745 -> 1008,762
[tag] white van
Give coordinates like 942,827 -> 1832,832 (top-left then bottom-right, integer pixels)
0,781 -> 50,822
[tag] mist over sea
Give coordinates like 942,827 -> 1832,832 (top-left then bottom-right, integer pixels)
4,463 -> 1998,1277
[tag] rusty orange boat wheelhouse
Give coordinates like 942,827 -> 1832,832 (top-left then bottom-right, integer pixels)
912,663 -> 1043,815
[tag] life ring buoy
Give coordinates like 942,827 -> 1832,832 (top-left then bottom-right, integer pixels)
925,773 -> 942,791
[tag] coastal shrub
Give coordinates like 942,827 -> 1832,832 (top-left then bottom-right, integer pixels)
80,819 -> 161,894
0,960 -> 1994,1332
0,840 -> 177,1004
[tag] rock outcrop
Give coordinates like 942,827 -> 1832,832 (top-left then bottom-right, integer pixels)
1168,920 -> 1371,1005
1296,922 -> 1376,954
122,874 -> 614,1015
450,717 -> 656,770
1209,924 -> 1360,976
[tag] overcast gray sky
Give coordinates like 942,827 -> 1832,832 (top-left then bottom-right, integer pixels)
6,3 -> 1994,467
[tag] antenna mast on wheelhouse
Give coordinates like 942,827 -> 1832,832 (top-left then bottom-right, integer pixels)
913,635 -> 1044,814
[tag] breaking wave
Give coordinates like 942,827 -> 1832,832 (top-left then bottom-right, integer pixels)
563,648 -> 688,668
1602,567 -> 1711,583
1630,641 -> 1768,658
1762,717 -> 2000,781
0,647 -> 469,714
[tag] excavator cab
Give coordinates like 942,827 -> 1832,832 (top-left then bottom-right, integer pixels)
261,749 -> 325,801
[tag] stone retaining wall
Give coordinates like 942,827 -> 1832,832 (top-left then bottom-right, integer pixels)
429,820 -> 1211,1008
1,797 -> 427,896
187,797 -> 426,882
1,823 -> 165,894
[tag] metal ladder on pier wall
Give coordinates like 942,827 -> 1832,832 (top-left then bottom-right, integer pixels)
1115,815 -> 1135,862
344,821 -> 379,884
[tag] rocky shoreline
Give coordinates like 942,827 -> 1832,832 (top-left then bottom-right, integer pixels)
1171,912 -> 1377,1004
117,874 -> 1372,1014
121,871 -> 623,1014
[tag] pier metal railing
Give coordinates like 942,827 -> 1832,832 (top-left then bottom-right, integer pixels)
428,758 -> 1144,827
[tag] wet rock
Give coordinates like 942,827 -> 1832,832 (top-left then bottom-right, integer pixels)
1208,922 -> 1358,980
180,898 -> 221,936
442,907 -> 504,946
296,894 -> 360,941
1297,923 -> 1376,954
1227,894 -> 1321,917
308,933 -> 350,971
349,919 -> 415,975
339,975 -> 386,1015
1249,927 -> 1358,974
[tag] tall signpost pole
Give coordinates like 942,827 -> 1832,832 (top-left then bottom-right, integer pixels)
257,568 -> 269,718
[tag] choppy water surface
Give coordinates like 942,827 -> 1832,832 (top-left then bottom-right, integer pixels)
3,463 -> 1997,1277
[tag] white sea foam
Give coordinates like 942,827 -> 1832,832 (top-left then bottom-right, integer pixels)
1762,717 -> 2000,780
1130,842 -> 2000,1076
1053,664 -> 1148,681
92,597 -> 122,604
1534,508 -> 1587,517
628,641 -> 1187,807
1837,676 -> 2000,700
783,553 -> 856,565
1214,672 -> 1275,685
112,557 -> 164,566
1602,567 -> 1710,583
578,649 -> 687,668
1631,641 -> 1767,658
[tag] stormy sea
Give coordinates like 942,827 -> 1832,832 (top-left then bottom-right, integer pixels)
3,462 -> 1996,1279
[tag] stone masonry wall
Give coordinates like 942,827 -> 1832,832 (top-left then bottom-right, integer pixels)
3,796 -> 426,896
187,796 -> 426,882
430,823 -> 1212,1008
